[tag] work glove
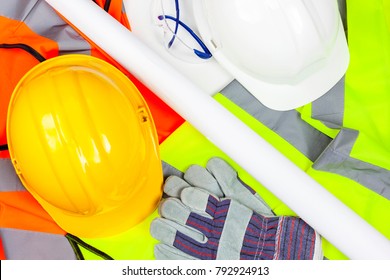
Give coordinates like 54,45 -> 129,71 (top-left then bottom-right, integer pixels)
163,157 -> 274,217
150,158 -> 323,260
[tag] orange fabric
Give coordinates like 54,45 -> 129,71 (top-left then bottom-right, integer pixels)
0,190 -> 65,235
0,17 -> 58,146
0,150 -> 9,159
94,0 -> 131,30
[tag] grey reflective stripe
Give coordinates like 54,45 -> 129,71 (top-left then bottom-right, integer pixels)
0,0 -> 91,55
0,158 -> 25,192
311,76 -> 345,129
0,0 -> 38,19
313,129 -> 390,199
220,80 -> 332,162
0,228 -> 76,260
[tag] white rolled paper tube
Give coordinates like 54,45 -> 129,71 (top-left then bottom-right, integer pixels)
45,0 -> 390,259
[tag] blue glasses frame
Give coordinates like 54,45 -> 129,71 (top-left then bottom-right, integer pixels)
158,0 -> 212,60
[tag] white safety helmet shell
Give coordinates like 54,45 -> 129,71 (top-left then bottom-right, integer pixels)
193,0 -> 350,111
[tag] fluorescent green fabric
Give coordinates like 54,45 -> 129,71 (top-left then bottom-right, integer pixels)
344,0 -> 390,169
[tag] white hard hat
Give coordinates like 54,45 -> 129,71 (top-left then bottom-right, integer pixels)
193,0 -> 350,110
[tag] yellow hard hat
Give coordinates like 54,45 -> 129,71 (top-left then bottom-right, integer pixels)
7,54 -> 163,238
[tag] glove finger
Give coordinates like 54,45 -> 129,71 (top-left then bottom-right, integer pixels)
150,218 -> 206,245
180,187 -> 218,215
251,193 -> 275,216
150,218 -> 214,259
183,164 -> 224,197
159,198 -> 192,224
159,196 -> 216,236
206,157 -> 274,216
206,157 -> 256,196
154,243 -> 198,260
163,176 -> 192,198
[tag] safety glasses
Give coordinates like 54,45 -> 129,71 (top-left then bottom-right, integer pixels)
153,0 -> 212,63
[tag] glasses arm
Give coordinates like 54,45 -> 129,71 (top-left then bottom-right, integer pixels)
158,14 -> 212,59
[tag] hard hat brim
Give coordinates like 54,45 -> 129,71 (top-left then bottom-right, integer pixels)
38,149 -> 163,238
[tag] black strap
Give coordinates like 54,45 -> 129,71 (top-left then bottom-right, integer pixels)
92,0 -> 111,12
0,144 -> 8,151
0,43 -> 46,62
104,0 -> 112,12
66,235 -> 85,260
65,233 -> 114,260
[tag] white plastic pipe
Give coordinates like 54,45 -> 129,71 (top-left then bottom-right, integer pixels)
45,0 -> 390,259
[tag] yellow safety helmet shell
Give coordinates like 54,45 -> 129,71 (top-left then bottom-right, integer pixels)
7,54 -> 163,238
